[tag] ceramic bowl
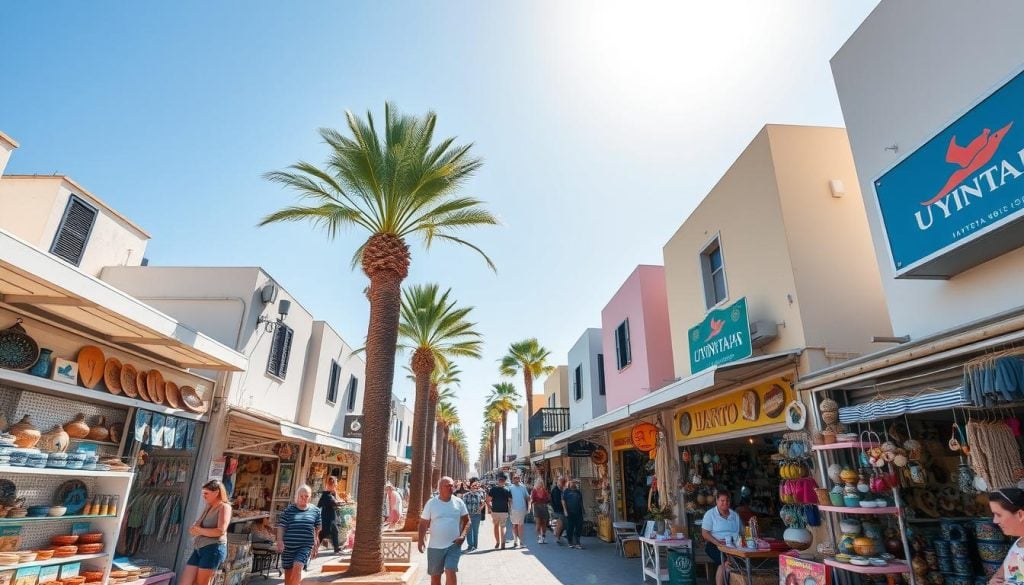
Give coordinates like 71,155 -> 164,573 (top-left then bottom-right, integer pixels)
829,492 -> 845,506
933,540 -> 951,556
859,500 -> 877,508
938,557 -> 954,573
0,455 -> 9,466
834,553 -> 851,563
28,505 -> 50,517
77,532 -> 103,544
77,543 -> 103,554
17,551 -> 37,563
839,519 -> 861,535
850,556 -> 870,566
950,540 -> 970,558
47,506 -> 66,517
953,557 -> 974,576
844,496 -> 861,507
46,458 -> 67,468
34,549 -> 54,560
942,521 -> 968,542
974,519 -> 1007,542
5,508 -> 27,518
65,459 -> 84,469
50,535 -> 79,546
977,541 -> 1011,563
66,452 -> 87,462
47,452 -> 68,460
8,449 -> 30,466
869,558 -> 887,567
947,576 -> 973,585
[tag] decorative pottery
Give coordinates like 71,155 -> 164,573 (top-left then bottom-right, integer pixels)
829,492 -> 845,506
86,416 -> 110,442
853,537 -> 880,556
783,527 -> 813,551
104,358 -> 123,395
839,518 -> 862,535
147,370 -> 165,404
76,346 -> 105,389
8,415 -> 40,448
820,398 -> 839,412
838,534 -> 857,555
844,494 -> 861,507
949,540 -> 969,559
886,537 -> 904,556
840,467 -> 859,484
973,519 -> 1007,542
821,410 -> 839,424
982,561 -> 1004,577
977,542 -> 1011,562
63,414 -> 90,439
120,363 -> 139,398
29,349 -> 53,377
933,540 -> 951,557
109,422 -> 123,444
862,522 -> 883,540
941,521 -> 967,542
179,386 -> 205,413
952,557 -> 973,576
38,426 -> 69,453
0,320 -> 40,371
137,369 -> 151,401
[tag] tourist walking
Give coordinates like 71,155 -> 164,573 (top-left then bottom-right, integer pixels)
385,483 -> 404,531
530,478 -> 551,544
418,476 -> 469,585
486,473 -> 512,549
562,479 -> 585,549
457,478 -> 486,551
276,485 -> 322,585
550,476 -> 567,545
180,480 -> 232,585
317,476 -> 341,554
507,475 -> 530,548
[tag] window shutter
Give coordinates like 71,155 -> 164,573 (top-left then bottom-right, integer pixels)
50,196 -> 97,266
266,325 -> 294,378
623,319 -> 631,365
615,328 -> 622,369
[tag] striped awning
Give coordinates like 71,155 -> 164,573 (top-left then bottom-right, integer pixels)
838,386 -> 970,424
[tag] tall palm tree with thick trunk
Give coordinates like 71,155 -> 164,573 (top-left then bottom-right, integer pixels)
485,404 -> 502,471
396,285 -> 480,531
436,400 -> 458,477
260,103 -> 496,576
430,385 -> 459,489
500,339 -> 555,453
486,382 -> 521,465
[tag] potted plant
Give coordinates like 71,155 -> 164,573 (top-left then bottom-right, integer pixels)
647,504 -> 676,534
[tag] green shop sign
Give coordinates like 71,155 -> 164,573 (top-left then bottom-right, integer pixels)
688,297 -> 751,373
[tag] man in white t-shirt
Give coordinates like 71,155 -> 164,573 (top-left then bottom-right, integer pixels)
507,475 -> 531,548
419,476 -> 469,585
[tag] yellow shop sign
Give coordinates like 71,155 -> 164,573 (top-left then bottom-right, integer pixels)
674,378 -> 793,441
611,427 -> 635,451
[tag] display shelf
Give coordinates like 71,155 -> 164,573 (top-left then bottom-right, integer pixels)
230,513 -> 270,524
906,516 -> 979,524
824,559 -> 911,575
0,514 -> 118,525
0,552 -> 108,570
69,438 -> 120,447
139,573 -> 174,585
0,466 -> 133,478
811,442 -> 880,451
0,368 -> 205,421
817,505 -> 898,515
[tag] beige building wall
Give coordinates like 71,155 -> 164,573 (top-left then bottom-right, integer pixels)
0,176 -> 149,276
663,125 -> 891,378
297,320 -> 366,436
543,365 -> 569,408
0,132 -> 19,180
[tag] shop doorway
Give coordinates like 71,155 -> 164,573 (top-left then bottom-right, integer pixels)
619,449 -> 656,524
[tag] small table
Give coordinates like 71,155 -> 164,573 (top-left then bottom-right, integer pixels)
251,543 -> 282,579
639,536 -> 692,583
716,545 -> 784,585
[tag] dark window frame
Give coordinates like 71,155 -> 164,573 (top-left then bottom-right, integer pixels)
597,354 -> 606,395
573,365 -> 583,401
326,360 -> 341,404
700,235 -> 729,309
50,195 -> 98,266
614,319 -> 632,370
345,375 -> 359,412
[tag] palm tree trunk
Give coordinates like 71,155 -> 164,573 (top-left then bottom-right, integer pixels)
523,372 -> 536,453
401,348 -> 434,532
492,428 -> 498,471
431,420 -> 443,488
349,234 -> 409,576
441,431 -> 449,477
501,412 -> 508,464
420,385 -> 438,505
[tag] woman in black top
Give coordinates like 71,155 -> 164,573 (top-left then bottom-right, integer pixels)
317,476 -> 341,554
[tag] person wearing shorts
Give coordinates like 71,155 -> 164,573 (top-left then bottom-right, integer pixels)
530,478 -> 551,544
507,475 -> 530,548
418,476 -> 469,585
182,480 -> 231,585
487,474 -> 512,549
276,485 -> 322,585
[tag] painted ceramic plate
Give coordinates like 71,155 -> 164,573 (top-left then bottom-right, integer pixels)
0,322 -> 39,371
0,479 -> 15,507
678,412 -> 692,436
120,363 -> 139,398
164,380 -> 182,409
137,369 -> 151,401
54,479 -> 88,515
147,370 -> 165,404
785,400 -> 807,430
76,346 -> 105,389
104,358 -> 123,395
179,386 -> 205,413
763,384 -> 786,418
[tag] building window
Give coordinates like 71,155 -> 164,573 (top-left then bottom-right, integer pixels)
597,354 -> 606,395
326,360 -> 341,404
398,420 -> 403,443
50,195 -> 98,266
573,365 -> 583,401
614,319 -> 631,370
345,375 -> 359,412
700,236 -> 728,308
266,324 -> 294,379
548,394 -> 556,407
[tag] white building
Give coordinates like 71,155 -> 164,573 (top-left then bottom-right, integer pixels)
567,328 -> 607,429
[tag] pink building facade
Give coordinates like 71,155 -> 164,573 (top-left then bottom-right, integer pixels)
600,265 -> 676,411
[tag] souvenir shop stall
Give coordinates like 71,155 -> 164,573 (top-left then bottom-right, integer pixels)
801,325 -> 1024,585
674,379 -> 805,550
558,441 -> 612,541
220,412 -> 303,523
305,445 -> 358,497
0,294 -> 230,585
610,425 -> 657,526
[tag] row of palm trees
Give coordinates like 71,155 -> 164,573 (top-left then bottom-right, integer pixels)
260,103 -> 496,576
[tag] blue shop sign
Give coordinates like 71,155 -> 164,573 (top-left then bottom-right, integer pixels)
874,66 -> 1024,278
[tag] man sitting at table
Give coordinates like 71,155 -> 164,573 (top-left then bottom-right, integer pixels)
701,490 -> 742,585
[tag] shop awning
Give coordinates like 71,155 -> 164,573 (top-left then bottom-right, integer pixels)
837,386 -> 970,424
529,447 -> 563,464
229,408 -> 360,453
547,350 -> 801,445
0,229 -> 246,371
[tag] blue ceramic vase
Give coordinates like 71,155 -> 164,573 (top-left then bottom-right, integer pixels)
29,348 -> 53,377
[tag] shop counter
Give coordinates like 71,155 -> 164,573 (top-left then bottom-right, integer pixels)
716,544 -> 783,585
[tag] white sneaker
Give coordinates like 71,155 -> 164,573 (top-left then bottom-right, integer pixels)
537,536 -> 543,544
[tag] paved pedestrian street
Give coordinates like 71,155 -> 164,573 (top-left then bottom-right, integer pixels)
414,525 -> 640,585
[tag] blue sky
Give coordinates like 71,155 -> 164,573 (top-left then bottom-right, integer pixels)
2,1 -> 877,470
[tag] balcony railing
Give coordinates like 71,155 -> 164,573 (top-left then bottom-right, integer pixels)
529,407 -> 570,439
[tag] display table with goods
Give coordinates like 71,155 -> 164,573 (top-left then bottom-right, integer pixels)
639,536 -> 692,584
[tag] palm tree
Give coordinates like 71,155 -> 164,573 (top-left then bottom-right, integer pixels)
430,385 -> 459,489
486,382 -> 521,465
396,285 -> 480,530
500,339 -> 555,453
450,426 -> 466,476
485,404 -> 502,471
259,103 -> 497,576
436,400 -> 459,477
423,368 -> 460,495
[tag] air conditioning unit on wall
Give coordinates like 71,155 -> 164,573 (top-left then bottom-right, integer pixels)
749,320 -> 778,348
